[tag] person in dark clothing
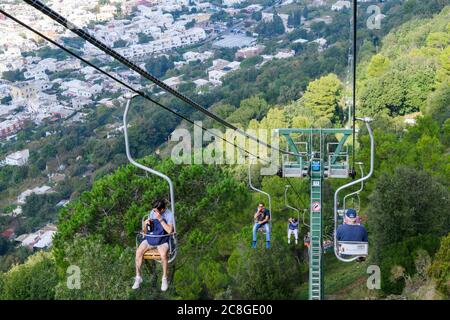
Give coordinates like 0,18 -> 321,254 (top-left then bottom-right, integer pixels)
132,199 -> 174,291
336,208 -> 368,242
252,202 -> 271,248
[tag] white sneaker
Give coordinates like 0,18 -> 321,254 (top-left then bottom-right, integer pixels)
161,277 -> 168,291
132,276 -> 143,289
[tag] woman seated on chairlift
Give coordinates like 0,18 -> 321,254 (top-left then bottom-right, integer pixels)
132,199 -> 174,292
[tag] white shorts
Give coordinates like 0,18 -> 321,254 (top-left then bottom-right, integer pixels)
141,239 -> 169,250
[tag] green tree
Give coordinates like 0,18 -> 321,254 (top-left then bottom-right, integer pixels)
302,6 -> 309,20
2,69 -> 25,82
255,13 -> 285,37
360,58 -> 436,116
426,32 -> 449,49
0,238 -> 11,256
240,55 -> 263,68
436,46 -> 450,85
368,166 -> 450,260
226,96 -> 270,127
0,252 -> 58,300
113,39 -> 127,48
379,235 -> 441,295
252,11 -> 262,21
227,242 -> 302,299
425,81 -> 450,125
144,56 -> 174,78
54,236 -> 148,300
301,74 -> 343,122
288,10 -> 302,27
366,54 -> 391,78
429,233 -> 450,297
138,32 -> 154,44
185,19 -> 196,29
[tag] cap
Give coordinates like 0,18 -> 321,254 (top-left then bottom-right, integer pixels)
345,208 -> 357,219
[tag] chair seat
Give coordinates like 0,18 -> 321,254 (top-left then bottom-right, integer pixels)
143,248 -> 161,260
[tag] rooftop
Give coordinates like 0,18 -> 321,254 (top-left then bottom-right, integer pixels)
213,35 -> 256,49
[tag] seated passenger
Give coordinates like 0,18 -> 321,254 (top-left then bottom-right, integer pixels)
322,239 -> 333,253
336,208 -> 368,242
132,199 -> 174,291
303,232 -> 311,249
252,202 -> 271,249
287,217 -> 299,245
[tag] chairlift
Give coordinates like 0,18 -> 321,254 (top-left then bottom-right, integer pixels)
337,162 -> 364,220
123,93 -> 177,263
284,185 -> 300,223
284,185 -> 309,229
248,158 -> 272,233
284,185 -> 300,244
333,118 -> 374,262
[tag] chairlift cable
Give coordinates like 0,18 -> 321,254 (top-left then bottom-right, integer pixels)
352,0 -> 357,172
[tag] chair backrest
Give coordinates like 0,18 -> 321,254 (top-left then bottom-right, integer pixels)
337,241 -> 368,256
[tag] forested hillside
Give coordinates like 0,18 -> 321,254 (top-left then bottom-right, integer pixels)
0,3 -> 448,300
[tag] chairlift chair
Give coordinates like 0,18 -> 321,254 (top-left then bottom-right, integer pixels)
284,185 -> 300,225
248,159 -> 272,233
124,93 -> 177,263
333,118 -> 374,262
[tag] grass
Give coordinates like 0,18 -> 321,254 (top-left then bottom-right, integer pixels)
296,253 -> 382,300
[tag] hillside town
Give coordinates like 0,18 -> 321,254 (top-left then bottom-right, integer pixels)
0,0 -> 349,143
0,0 -> 372,251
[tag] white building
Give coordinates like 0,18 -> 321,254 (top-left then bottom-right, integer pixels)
33,230 -> 57,249
16,224 -> 57,249
312,38 -> 328,51
96,5 -> 117,21
331,1 -> 351,11
163,76 -> 183,89
5,149 -> 29,166
261,13 -> 290,31
224,61 -> 241,71
12,206 -> 23,217
17,185 -> 53,205
236,45 -> 265,59
208,60 -> 241,86
183,50 -> 214,63
118,27 -> 207,59
193,79 -> 210,88
274,49 -> 295,59
223,0 -> 245,7
293,38 -> 308,44
61,80 -> 101,98
208,70 -> 227,86
209,59 -> 231,71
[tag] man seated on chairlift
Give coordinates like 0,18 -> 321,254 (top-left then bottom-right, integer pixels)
336,208 -> 368,243
132,199 -> 174,291
337,208 -> 368,261
252,202 -> 271,249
